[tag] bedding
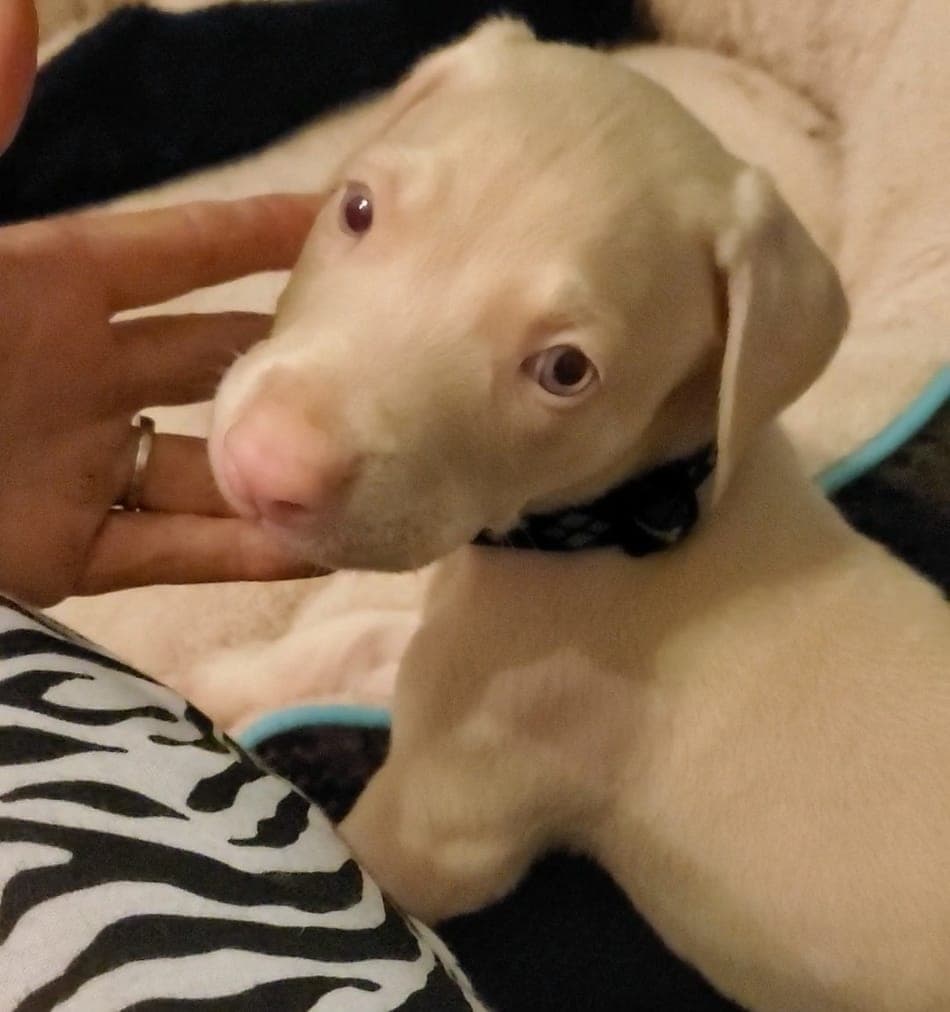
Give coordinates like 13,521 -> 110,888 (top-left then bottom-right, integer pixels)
1,5 -> 947,1007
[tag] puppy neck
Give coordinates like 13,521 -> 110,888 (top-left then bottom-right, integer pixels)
473,442 -> 715,558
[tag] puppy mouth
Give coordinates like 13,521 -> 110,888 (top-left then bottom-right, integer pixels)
211,426 -> 502,570
275,514 -> 485,574
207,435 -> 257,521
256,516 -> 328,561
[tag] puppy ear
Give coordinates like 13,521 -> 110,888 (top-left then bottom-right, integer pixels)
463,16 -> 538,48
381,17 -> 536,129
379,45 -> 459,129
711,167 -> 848,501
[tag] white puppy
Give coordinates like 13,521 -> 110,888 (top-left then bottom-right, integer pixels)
210,21 -> 950,1012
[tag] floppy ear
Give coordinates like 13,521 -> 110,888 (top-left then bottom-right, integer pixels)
373,45 -> 456,132
379,17 -> 536,130
711,167 -> 848,501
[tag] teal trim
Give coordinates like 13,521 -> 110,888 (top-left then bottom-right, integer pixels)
237,703 -> 391,750
817,365 -> 950,495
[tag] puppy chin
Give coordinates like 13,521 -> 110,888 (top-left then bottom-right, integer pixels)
322,538 -> 455,574
282,518 -> 476,573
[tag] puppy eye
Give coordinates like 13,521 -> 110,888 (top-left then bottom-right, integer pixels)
340,183 -> 373,236
528,345 -> 598,397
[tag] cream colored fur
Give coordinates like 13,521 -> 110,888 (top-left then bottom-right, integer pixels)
191,24 -> 949,1011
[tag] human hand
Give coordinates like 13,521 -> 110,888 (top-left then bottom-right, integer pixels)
0,0 -> 36,154
0,194 -> 327,606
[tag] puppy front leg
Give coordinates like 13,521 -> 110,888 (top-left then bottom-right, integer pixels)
340,755 -> 539,925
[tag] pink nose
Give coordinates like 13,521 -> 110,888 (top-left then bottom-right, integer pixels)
220,402 -> 355,526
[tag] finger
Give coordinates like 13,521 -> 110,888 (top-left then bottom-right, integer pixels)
71,192 -> 327,311
79,512 -> 328,595
113,312 -> 273,409
0,0 -> 37,153
114,432 -> 232,517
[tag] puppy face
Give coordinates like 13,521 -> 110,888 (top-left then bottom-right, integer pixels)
210,23 -> 840,572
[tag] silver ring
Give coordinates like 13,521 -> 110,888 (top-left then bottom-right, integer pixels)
122,414 -> 156,511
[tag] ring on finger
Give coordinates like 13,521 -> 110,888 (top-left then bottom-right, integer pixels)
121,414 -> 156,511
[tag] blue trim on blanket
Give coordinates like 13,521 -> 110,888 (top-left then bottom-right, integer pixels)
238,704 -> 392,749
239,366 -> 950,747
817,365 -> 950,495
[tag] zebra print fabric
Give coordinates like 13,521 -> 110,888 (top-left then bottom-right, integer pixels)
0,598 -> 485,1011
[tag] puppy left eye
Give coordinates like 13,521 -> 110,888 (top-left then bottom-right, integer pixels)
340,183 -> 374,236
527,345 -> 598,397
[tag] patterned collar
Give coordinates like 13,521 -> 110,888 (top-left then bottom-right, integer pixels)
473,444 -> 716,558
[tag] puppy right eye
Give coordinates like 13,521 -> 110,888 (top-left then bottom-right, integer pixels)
340,183 -> 374,236
526,345 -> 598,397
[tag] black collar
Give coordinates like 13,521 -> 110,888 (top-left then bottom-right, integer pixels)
473,444 -> 716,558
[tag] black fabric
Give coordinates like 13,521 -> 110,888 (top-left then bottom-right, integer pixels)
0,0 -> 655,224
474,443 -> 715,557
256,724 -> 391,822
832,399 -> 950,595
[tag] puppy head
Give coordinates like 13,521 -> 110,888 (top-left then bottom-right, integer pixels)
210,20 -> 847,571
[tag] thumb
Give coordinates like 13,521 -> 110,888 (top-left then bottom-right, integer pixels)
0,0 -> 37,155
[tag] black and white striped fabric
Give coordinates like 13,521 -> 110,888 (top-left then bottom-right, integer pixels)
0,598 -> 484,1011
